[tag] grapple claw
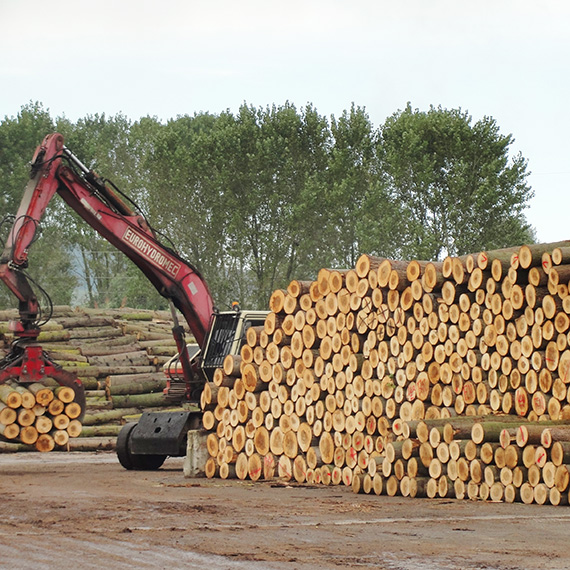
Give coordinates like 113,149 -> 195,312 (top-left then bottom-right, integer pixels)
0,341 -> 85,421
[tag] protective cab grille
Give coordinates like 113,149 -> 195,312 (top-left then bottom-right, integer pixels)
201,313 -> 240,382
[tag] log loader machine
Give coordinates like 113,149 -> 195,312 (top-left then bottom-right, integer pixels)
0,133 -> 267,469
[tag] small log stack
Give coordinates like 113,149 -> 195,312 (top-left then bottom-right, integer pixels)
0,306 -> 191,452
202,241 -> 570,505
0,381 -> 81,452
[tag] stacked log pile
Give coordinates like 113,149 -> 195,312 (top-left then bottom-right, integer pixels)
351,415 -> 570,506
202,241 -> 570,505
0,381 -> 81,452
0,306 -> 189,451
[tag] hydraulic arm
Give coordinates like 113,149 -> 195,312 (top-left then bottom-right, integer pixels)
0,133 -> 215,410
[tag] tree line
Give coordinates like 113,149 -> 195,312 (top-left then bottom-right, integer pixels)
0,101 -> 534,312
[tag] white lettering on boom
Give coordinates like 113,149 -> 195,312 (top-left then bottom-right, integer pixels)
122,227 -> 181,279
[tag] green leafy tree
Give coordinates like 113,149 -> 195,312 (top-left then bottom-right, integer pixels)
209,103 -> 331,307
142,112 -> 238,309
144,103 -> 331,309
326,104 -> 397,267
378,103 -> 534,260
54,113 -> 148,308
25,225 -> 78,307
1,100 -> 537,314
106,115 -> 169,309
0,103 -> 78,309
0,102 -> 55,219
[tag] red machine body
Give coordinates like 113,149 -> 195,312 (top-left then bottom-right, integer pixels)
0,133 -> 215,409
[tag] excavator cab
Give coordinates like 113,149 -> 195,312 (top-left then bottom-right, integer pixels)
116,309 -> 268,470
201,309 -> 268,382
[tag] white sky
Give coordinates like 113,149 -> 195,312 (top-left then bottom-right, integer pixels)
1,0 -> 569,244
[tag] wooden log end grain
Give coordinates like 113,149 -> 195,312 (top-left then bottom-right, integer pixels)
35,433 -> 55,453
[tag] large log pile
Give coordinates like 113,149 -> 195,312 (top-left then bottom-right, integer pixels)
0,307 -> 189,452
202,241 -> 570,505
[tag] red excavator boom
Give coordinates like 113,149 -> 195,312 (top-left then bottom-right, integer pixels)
0,133 -> 215,410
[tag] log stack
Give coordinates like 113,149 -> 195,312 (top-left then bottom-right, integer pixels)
202,241 -> 570,505
0,381 -> 82,452
0,307 -> 191,452
351,414 -> 570,505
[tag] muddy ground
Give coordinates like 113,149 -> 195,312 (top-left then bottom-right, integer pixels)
1,452 -> 570,570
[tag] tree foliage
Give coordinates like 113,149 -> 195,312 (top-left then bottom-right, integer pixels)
0,101 -> 535,312
0,102 -> 55,219
0,103 -> 73,308
326,104 -> 393,267
378,103 -> 534,260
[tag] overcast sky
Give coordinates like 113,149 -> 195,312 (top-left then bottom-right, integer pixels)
1,0 -> 568,245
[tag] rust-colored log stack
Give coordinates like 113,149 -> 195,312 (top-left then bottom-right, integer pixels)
0,307 -> 189,451
203,241 -> 570,505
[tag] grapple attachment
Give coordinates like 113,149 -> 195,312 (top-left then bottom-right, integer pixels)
0,339 -> 86,421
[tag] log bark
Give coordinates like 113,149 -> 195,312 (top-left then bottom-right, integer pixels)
107,379 -> 167,396
65,437 -> 116,451
79,424 -> 121,437
82,408 -> 142,426
109,392 -> 169,409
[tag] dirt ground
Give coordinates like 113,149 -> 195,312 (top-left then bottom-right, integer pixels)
1,452 -> 570,570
